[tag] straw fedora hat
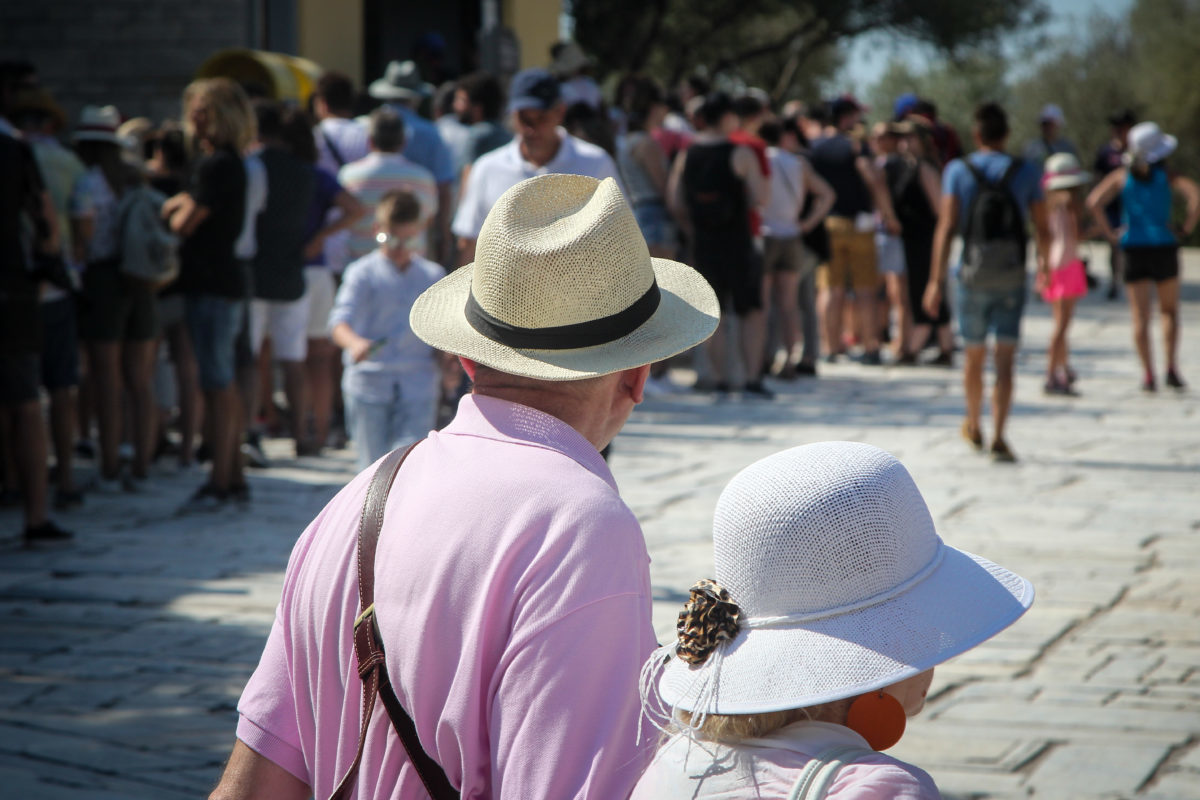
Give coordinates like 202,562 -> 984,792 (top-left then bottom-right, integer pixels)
1043,153 -> 1091,191
410,174 -> 719,381
73,105 -> 124,144
368,60 -> 433,102
652,442 -> 1033,717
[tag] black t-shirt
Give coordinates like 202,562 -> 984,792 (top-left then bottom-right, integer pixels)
179,147 -> 247,299
252,146 -> 316,301
0,133 -> 44,287
809,133 -> 873,218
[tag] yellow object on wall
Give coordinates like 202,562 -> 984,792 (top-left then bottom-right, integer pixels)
503,0 -> 561,69
196,49 -> 324,104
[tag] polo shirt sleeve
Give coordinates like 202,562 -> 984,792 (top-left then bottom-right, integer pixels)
235,611 -> 309,783
488,501 -> 658,800
451,160 -> 490,240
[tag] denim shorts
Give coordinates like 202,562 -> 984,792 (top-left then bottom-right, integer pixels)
186,295 -> 245,391
633,201 -> 676,249
957,283 -> 1025,346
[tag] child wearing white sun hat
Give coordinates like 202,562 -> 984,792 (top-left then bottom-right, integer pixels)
634,441 -> 1034,799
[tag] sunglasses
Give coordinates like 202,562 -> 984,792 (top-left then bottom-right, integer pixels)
376,232 -> 422,251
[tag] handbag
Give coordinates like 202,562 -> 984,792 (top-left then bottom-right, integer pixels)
328,441 -> 460,800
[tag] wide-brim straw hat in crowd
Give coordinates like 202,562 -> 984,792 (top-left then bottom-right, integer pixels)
410,174 -> 719,381
1043,153 -> 1091,191
653,442 -> 1033,717
1125,121 -> 1177,165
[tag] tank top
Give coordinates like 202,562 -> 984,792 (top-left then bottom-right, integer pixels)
1047,202 -> 1079,270
682,141 -> 750,248
616,132 -> 664,207
1120,164 -> 1176,249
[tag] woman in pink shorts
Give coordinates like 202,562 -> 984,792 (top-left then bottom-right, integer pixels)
1037,154 -> 1093,395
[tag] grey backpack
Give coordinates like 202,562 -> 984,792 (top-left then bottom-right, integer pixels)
959,157 -> 1027,291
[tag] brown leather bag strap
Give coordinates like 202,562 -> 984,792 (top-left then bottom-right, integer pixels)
329,441 -> 459,800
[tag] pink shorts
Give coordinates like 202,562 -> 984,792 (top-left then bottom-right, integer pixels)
1041,259 -> 1088,303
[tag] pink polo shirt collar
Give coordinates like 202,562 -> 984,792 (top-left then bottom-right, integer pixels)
449,393 -> 617,491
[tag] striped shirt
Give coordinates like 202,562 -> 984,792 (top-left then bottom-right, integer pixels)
338,152 -> 437,263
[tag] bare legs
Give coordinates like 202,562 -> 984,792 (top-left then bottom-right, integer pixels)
962,341 -> 1017,455
1046,297 -> 1078,385
305,338 -> 338,449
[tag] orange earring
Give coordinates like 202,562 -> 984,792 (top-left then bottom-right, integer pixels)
845,691 -> 906,751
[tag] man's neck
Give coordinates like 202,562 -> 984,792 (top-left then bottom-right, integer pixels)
472,384 -> 617,452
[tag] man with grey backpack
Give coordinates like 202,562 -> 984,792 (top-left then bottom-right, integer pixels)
923,102 -> 1048,463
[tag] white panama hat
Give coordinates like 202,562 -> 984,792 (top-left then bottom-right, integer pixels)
73,105 -> 124,144
1125,122 -> 1177,165
1043,153 -> 1091,191
409,174 -> 719,381
650,442 -> 1034,718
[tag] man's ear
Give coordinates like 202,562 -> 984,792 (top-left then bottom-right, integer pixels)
623,364 -> 652,404
460,357 -> 478,381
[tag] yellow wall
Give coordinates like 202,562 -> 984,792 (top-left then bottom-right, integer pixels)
296,0 -> 364,85
504,0 -> 561,69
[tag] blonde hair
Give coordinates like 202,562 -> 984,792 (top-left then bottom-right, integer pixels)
182,78 -> 255,152
676,698 -> 852,744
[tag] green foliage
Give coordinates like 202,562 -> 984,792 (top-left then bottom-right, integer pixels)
571,0 -> 1042,102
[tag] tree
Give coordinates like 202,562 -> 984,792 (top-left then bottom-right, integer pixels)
572,0 -> 1046,99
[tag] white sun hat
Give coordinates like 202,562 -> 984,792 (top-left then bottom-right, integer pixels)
410,173 -> 719,381
1125,122 -> 1178,165
1043,153 -> 1091,191
73,105 -> 124,144
647,442 -> 1034,721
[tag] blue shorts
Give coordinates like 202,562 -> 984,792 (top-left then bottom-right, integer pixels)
957,283 -> 1025,346
633,201 -> 676,249
186,295 -> 245,391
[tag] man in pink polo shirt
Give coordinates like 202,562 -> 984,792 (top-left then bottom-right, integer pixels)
209,173 -> 720,800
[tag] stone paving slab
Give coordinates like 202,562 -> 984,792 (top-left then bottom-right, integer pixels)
0,247 -> 1197,797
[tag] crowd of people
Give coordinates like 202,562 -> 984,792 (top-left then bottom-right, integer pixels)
1,46 -> 1198,547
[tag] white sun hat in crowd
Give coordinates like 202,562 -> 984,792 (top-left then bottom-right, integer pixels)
1125,121 -> 1178,165
73,105 -> 124,144
647,442 -> 1034,721
409,173 -> 719,381
1043,153 -> 1091,191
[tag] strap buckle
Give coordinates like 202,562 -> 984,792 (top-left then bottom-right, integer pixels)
354,602 -> 376,632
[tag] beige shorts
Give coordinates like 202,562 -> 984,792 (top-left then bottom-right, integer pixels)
816,216 -> 879,292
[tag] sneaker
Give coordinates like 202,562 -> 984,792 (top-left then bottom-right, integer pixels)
860,350 -> 882,366
177,484 -> 229,515
990,438 -> 1017,463
241,437 -> 271,469
894,352 -> 918,366
1043,377 -> 1078,396
742,380 -> 775,400
52,488 -> 85,511
24,520 -> 74,545
1142,377 -> 1157,393
961,420 -> 984,452
794,362 -> 818,378
1165,369 -> 1186,390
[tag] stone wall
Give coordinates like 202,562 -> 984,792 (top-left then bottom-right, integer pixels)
1,0 -> 252,126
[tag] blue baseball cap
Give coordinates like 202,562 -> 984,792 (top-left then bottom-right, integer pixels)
893,92 -> 919,121
508,68 -> 561,113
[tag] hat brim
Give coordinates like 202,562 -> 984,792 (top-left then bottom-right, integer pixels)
410,257 -> 719,381
659,544 -> 1033,715
368,80 -> 427,101
1045,172 -> 1091,191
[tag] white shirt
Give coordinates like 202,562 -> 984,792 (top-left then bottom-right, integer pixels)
314,117 -> 370,176
760,147 -> 808,239
632,721 -> 939,800
451,128 -> 622,240
234,152 -> 268,260
69,166 -> 120,263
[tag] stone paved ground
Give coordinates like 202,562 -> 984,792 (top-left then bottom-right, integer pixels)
1,246 -> 1197,799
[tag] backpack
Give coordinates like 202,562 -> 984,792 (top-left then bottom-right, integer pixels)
959,157 -> 1027,291
118,186 -> 179,288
